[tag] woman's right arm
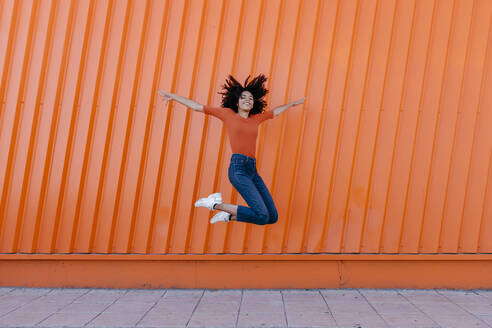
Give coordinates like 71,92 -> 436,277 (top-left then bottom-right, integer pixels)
158,90 -> 204,112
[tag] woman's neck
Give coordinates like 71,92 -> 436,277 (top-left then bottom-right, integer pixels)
237,108 -> 249,119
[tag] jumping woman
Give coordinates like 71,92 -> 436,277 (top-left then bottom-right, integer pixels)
158,74 -> 304,225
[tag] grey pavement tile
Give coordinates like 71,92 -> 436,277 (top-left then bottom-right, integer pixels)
0,293 -> 48,304
328,302 -> 378,314
194,301 -> 240,313
284,303 -> 331,313
36,292 -> 87,304
0,310 -> 52,327
452,300 -> 492,316
281,289 -> 320,294
399,289 -> 441,294
104,300 -> 155,313
158,296 -> 202,304
411,301 -> 471,317
399,293 -> 451,303
187,312 -> 238,327
437,290 -> 491,304
137,311 -> 191,327
477,314 -> 492,325
286,311 -> 337,327
9,288 -> 53,295
74,291 -> 126,304
152,301 -> 197,312
368,301 -> 423,314
430,314 -> 491,328
0,302 -> 19,316
86,311 -> 144,327
361,290 -> 409,304
237,311 -> 287,327
36,312 -> 98,327
17,300 -> 67,313
0,288 -> 14,296
118,289 -> 166,303
48,288 -> 91,294
243,289 -> 283,294
58,301 -> 109,313
242,294 -> 283,303
359,288 -> 400,294
320,289 -> 367,303
240,300 -> 284,312
377,312 -> 439,327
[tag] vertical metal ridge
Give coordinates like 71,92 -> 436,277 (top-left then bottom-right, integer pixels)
146,1 -> 191,254
109,0 -> 150,253
316,0 -> 352,252
105,0 -> 134,253
398,0 -> 438,254
347,0 -> 380,253
3,0 -> 39,252
144,0 -> 172,253
199,0 -> 228,254
162,0 -> 190,253
438,0 -> 476,253
221,0 -> 246,253
53,0 -> 96,253
366,0 -> 398,252
127,0 -> 164,253
67,0 -> 96,252
301,0 -> 341,253
107,0 -> 151,253
88,0 -> 131,253
181,0 -> 211,253
17,0 -> 58,253
463,9 -> 492,253
378,0 -> 417,253
30,0 -> 58,253
81,0 -> 114,253
242,0 -> 266,254
392,0 -> 426,253
319,0 -> 362,252
261,0 -> 286,252
259,0 -> 284,253
356,0 -> 381,252
165,0 -> 210,254
33,0 -> 75,252
417,0 -> 457,253
280,0 -> 317,253
0,0 -> 20,121
273,0 -> 304,253
361,0 -> 397,253
46,0 -> 76,253
332,0 -> 363,252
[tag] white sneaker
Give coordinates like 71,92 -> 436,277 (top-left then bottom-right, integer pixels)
210,211 -> 231,224
194,192 -> 222,210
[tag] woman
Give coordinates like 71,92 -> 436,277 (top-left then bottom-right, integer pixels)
158,74 -> 304,224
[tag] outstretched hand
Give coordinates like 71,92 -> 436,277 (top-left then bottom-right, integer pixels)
291,97 -> 305,106
158,89 -> 173,105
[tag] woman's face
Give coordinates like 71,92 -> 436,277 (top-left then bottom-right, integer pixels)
237,91 -> 254,111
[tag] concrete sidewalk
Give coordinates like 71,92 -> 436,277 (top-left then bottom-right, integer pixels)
0,287 -> 491,328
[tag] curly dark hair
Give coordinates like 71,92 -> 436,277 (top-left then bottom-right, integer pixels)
218,74 -> 269,117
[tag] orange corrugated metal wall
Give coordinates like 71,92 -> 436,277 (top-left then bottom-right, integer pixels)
0,0 -> 491,256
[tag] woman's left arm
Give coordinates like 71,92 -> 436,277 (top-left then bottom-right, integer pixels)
272,97 -> 305,117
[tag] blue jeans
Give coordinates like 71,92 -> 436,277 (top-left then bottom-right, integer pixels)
228,153 -> 279,225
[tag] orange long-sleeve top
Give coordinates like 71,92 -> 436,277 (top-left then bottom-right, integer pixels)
203,106 -> 274,158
